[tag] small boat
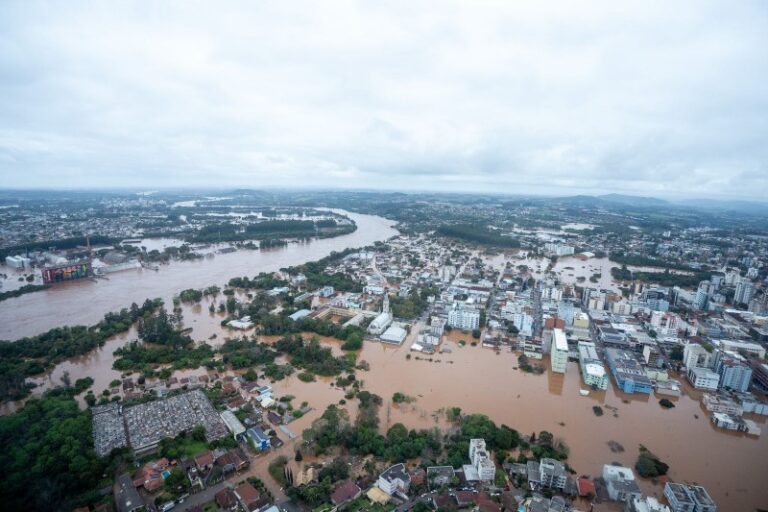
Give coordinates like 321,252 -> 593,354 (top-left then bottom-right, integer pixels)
579,389 -> 590,396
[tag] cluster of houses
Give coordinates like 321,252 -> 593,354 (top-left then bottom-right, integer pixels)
323,437 -> 718,512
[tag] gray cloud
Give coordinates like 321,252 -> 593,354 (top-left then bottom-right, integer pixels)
0,1 -> 766,199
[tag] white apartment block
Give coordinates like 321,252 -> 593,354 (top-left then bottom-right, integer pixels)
687,367 -> 720,391
468,439 -> 496,482
448,307 -> 480,331
683,344 -> 712,370
550,328 -> 569,374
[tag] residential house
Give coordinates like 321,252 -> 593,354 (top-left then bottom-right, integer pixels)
234,482 -> 268,512
377,463 -> 411,496
215,448 -> 250,473
194,451 -> 214,472
115,473 -> 144,512
247,427 -> 271,451
331,480 -> 362,507
215,488 -> 239,512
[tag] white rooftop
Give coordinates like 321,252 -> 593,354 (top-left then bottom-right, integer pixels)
553,328 -> 568,351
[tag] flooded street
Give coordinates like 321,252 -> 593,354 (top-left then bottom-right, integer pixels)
0,210 -> 397,340
2,217 -> 767,510
262,334 -> 768,510
6,294 -> 767,510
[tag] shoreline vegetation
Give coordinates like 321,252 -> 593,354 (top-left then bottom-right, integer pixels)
0,283 -> 50,303
0,299 -> 164,401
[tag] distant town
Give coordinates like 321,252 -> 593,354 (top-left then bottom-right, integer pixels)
2,189 -> 768,512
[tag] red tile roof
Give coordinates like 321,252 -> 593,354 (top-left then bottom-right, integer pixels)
578,477 -> 596,497
331,480 -> 361,505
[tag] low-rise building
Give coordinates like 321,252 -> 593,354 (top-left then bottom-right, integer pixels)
526,458 -> 567,490
602,465 -> 642,503
377,463 -> 410,496
701,394 -> 743,415
114,473 -> 144,512
331,480 -> 362,507
246,427 -> 271,451
625,495 -> 671,512
220,410 -> 246,439
234,482 -> 267,512
687,367 -> 719,391
605,349 -> 653,394
381,324 -> 408,345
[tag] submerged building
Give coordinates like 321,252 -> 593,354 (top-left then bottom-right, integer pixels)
605,348 -> 653,394
578,341 -> 608,389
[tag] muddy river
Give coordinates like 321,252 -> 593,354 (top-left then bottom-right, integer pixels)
1,215 -> 765,510
11,300 -> 768,510
0,210 -> 397,340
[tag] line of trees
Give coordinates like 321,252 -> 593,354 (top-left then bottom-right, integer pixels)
0,299 -> 163,401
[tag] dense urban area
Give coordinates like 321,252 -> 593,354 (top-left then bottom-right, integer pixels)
2,189 -> 768,512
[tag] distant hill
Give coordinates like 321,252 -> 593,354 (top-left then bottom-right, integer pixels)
675,198 -> 768,215
544,194 -> 668,208
598,193 -> 669,206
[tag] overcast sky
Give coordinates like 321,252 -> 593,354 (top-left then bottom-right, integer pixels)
0,1 -> 766,199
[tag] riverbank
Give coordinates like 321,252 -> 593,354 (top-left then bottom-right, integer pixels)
0,210 -> 397,340
8,301 -> 767,510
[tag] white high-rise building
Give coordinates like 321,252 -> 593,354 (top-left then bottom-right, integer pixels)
551,328 -> 569,373
734,279 -> 754,306
448,306 -> 480,331
468,439 -> 496,481
683,344 -> 712,370
694,281 -> 713,310
544,243 -> 575,257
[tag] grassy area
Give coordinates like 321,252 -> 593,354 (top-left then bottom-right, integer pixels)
178,439 -> 209,458
346,497 -> 396,512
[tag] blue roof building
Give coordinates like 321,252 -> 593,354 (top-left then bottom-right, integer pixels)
605,348 -> 653,394
246,427 -> 271,451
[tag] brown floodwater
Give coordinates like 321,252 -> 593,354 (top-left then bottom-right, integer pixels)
7,301 -> 767,510
266,332 -> 768,510
3,217 -> 766,510
485,253 -> 691,294
0,210 -> 397,340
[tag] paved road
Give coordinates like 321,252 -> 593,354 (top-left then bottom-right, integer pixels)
174,480 -> 230,512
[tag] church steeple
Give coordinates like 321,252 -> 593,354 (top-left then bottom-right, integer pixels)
382,292 -> 390,314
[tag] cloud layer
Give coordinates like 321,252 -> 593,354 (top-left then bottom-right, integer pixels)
1,1 -> 766,198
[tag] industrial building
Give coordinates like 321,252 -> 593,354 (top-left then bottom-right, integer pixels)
220,410 -> 246,439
